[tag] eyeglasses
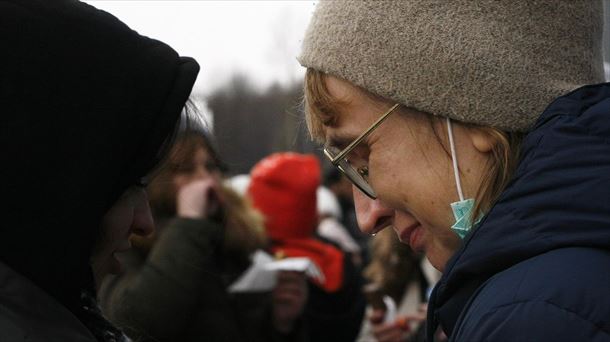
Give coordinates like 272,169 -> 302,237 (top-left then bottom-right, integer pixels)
323,103 -> 401,199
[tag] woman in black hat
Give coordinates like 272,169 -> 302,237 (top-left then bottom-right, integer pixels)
0,1 -> 199,340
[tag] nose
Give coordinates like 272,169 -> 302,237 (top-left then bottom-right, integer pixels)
131,188 -> 155,236
191,164 -> 211,181
353,185 -> 394,235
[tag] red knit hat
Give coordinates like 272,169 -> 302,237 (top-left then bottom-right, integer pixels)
248,153 -> 320,241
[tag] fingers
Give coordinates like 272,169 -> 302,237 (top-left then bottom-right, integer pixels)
370,311 -> 426,342
176,179 -> 222,219
274,284 -> 305,301
274,271 -> 307,302
372,322 -> 405,342
369,308 -> 386,324
276,271 -> 306,284
272,271 -> 308,333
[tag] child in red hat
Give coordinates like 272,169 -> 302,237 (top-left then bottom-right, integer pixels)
249,152 -> 366,342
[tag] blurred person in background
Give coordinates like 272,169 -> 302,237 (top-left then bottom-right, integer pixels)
317,186 -> 363,267
300,1 -> 610,341
324,168 -> 370,265
358,229 -> 442,342
248,153 -> 366,342
99,130 -> 307,341
0,1 -> 198,341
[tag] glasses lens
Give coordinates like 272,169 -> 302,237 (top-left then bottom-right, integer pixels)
325,146 -> 376,199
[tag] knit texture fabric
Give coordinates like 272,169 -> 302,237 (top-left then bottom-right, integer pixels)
299,0 -> 605,132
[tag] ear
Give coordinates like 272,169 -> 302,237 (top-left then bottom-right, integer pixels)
467,128 -> 495,153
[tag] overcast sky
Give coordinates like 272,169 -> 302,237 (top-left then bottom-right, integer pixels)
85,1 -> 317,96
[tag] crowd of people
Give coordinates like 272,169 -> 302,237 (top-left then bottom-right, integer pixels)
1,0 -> 609,342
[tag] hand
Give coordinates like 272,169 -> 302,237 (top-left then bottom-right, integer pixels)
369,307 -> 386,325
372,321 -> 406,342
272,271 -> 308,334
177,179 -> 223,219
370,307 -> 427,342
370,308 -> 404,342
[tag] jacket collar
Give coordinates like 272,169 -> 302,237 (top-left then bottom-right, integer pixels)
427,82 -> 610,339
0,262 -> 97,341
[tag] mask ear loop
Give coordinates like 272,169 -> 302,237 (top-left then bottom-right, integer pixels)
446,118 -> 465,201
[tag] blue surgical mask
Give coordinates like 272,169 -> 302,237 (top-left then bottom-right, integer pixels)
450,198 -> 482,239
446,118 -> 484,239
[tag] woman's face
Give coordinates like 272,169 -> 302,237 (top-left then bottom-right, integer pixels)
92,186 -> 154,287
322,76 -> 493,271
172,146 -> 222,190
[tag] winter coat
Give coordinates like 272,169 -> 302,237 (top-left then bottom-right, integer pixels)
0,261 -> 98,342
0,0 -> 198,339
427,83 -> 610,341
99,218 -> 304,342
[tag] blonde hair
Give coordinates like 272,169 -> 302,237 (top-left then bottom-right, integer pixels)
364,228 -> 420,302
468,127 -> 523,220
220,184 -> 268,258
304,68 -> 524,221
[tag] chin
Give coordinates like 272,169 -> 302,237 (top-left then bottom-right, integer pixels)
426,254 -> 447,273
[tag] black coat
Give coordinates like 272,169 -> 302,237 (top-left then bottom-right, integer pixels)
0,0 -> 198,339
427,83 -> 610,341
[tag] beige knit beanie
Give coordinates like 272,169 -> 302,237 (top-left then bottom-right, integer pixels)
299,1 -> 605,132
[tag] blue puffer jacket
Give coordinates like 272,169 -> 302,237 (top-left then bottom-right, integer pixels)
427,83 -> 610,342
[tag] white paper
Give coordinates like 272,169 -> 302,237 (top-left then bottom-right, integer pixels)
228,250 -> 276,292
263,257 -> 324,283
228,250 -> 324,293
383,295 -> 397,323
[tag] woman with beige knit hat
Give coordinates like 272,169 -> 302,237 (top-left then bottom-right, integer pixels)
299,1 -> 610,341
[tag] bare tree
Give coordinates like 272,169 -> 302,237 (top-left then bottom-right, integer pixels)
208,74 -> 318,175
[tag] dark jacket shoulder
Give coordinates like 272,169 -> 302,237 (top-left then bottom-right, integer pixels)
452,247 -> 610,341
0,262 -> 97,342
427,83 -> 610,341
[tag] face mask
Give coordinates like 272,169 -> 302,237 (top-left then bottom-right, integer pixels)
450,198 -> 483,239
446,118 -> 482,239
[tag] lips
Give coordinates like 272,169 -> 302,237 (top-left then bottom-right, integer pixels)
109,241 -> 133,274
115,239 -> 132,253
398,222 -> 424,253
109,252 -> 123,274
